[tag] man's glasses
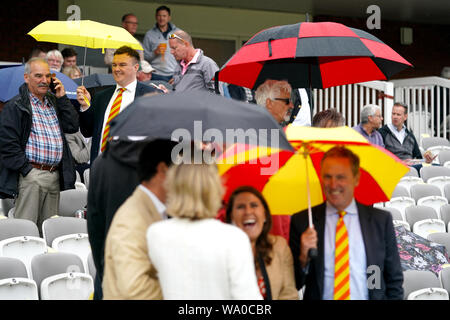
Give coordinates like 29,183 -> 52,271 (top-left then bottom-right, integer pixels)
273,98 -> 291,105
169,33 -> 185,42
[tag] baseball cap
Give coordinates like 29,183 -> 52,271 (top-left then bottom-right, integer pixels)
140,60 -> 155,73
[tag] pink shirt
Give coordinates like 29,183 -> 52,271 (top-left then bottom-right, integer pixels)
180,49 -> 200,75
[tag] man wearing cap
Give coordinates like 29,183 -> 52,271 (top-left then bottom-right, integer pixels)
137,60 -> 171,92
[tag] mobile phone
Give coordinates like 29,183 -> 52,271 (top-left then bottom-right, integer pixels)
49,75 -> 56,94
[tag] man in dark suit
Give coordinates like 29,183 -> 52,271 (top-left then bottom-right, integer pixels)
76,46 -> 161,164
289,146 -> 403,300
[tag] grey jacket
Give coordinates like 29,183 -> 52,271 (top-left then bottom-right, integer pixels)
379,125 -> 422,160
143,23 -> 178,76
172,49 -> 219,92
65,131 -> 91,164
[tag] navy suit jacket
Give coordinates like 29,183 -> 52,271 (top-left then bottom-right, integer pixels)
79,82 -> 159,164
289,202 -> 404,300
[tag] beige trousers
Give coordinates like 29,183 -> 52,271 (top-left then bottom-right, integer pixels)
14,168 -> 60,232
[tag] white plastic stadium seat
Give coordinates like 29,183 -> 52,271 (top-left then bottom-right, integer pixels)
0,278 -> 39,300
385,197 -> 415,221
412,219 -> 446,239
52,234 -> 91,273
373,202 -> 384,208
403,270 -> 444,300
439,266 -> 450,295
427,176 -> 450,197
75,182 -> 87,191
417,196 -> 448,219
426,146 -> 450,165
407,287 -> 449,300
40,272 -> 93,300
0,236 -> 47,278
397,177 -> 422,194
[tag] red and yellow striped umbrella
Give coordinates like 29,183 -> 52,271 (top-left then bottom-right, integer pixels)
217,126 -> 409,215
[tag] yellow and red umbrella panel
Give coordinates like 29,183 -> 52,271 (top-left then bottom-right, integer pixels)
217,126 -> 409,215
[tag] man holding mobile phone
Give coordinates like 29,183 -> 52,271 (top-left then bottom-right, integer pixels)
0,58 -> 79,232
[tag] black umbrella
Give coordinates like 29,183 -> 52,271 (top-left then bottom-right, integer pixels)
73,73 -> 116,88
109,90 -> 293,151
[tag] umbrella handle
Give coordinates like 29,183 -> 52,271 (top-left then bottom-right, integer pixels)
308,248 -> 318,259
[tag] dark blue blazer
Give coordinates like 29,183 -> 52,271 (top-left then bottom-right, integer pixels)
79,82 -> 159,164
289,202 -> 404,300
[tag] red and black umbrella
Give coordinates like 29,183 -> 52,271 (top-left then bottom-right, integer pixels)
216,22 -> 412,90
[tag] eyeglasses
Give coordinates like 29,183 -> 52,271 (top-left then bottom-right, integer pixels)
273,98 -> 291,105
169,33 -> 185,42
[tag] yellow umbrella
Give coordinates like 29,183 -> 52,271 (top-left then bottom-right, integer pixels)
28,20 -> 143,91
28,20 -> 143,52
217,126 -> 409,217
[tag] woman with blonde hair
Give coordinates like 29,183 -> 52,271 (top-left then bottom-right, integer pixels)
226,186 -> 299,300
146,161 -> 262,300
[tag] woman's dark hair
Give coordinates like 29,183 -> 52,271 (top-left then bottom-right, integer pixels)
225,186 -> 273,266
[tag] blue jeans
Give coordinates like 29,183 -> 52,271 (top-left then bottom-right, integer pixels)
152,73 -> 173,82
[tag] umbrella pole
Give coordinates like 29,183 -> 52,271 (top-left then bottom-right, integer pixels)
81,46 -> 87,87
302,143 -> 318,259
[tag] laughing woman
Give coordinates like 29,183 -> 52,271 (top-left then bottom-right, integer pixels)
226,186 -> 299,300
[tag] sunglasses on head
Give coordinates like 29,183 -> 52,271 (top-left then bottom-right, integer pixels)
169,33 -> 184,42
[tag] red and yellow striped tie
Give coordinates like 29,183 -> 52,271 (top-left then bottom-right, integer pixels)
101,88 -> 125,152
334,210 -> 351,300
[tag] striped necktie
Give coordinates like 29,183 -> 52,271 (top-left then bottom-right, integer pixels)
334,210 -> 351,300
101,88 -> 125,152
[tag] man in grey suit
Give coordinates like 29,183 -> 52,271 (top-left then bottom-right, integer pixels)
289,146 -> 403,300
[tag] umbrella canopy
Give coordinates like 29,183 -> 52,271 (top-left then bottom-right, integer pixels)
73,73 -> 115,88
217,126 -> 409,215
217,21 -> 412,90
109,90 -> 293,152
27,20 -> 143,51
0,65 -> 78,102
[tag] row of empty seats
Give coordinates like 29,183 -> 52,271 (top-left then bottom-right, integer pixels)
0,217 -> 94,300
403,269 -> 450,300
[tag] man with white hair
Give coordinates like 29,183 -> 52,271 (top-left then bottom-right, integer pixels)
352,104 -> 385,147
46,49 -> 64,72
254,79 -> 294,125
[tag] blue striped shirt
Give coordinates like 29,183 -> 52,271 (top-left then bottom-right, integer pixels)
25,94 -> 63,166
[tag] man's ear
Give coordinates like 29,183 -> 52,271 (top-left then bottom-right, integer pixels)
265,98 -> 273,111
157,162 -> 169,175
24,73 -> 29,85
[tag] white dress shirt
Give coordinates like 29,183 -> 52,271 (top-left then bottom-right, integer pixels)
387,123 -> 407,144
322,199 -> 369,300
138,185 -> 167,219
98,80 -> 138,154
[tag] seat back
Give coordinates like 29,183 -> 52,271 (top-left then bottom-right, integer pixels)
392,185 -> 410,198
439,150 -> 450,165
405,205 -> 438,229
403,270 -> 442,299
83,169 -> 90,189
0,219 -> 39,241
440,267 -> 450,295
58,189 -> 88,217
427,233 -> 450,254
0,257 -> 28,279
382,207 -> 403,221
420,166 -> 450,183
385,197 -> 415,220
393,220 -> 411,231
42,217 -> 87,247
398,176 -> 423,194
407,287 -> 449,300
440,204 -> 450,229
30,252 -> 85,291
0,236 -> 48,278
403,166 -> 419,177
427,176 -> 450,196
412,219 -> 446,239
444,185 -> 450,203
87,251 -> 96,280
422,137 -> 450,150
417,196 -> 448,219
52,234 -> 91,273
0,278 -> 39,300
40,272 -> 93,300
0,199 -> 14,217
410,184 -> 442,202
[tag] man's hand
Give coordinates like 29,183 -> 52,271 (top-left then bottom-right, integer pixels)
52,77 -> 66,98
76,86 -> 91,111
423,150 -> 437,164
299,226 -> 318,268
